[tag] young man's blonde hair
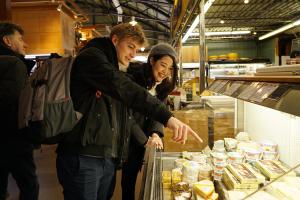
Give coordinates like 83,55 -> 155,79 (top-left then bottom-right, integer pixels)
110,23 -> 148,46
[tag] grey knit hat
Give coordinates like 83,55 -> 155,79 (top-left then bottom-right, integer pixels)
148,43 -> 178,63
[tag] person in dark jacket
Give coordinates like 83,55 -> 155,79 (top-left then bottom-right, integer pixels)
56,23 -> 202,200
121,43 -> 178,200
0,22 -> 39,200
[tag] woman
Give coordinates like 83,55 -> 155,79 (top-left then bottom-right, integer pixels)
122,43 -> 178,200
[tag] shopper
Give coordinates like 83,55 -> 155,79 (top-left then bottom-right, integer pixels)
56,23 -> 202,200
121,43 -> 178,200
0,22 -> 39,200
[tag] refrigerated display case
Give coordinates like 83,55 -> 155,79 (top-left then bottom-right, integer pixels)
139,75 -> 300,200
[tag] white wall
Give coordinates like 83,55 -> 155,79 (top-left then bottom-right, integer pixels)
243,102 -> 300,167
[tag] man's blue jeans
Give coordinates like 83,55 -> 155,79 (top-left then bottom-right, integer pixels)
56,154 -> 116,200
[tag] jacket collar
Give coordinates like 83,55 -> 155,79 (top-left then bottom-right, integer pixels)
80,37 -> 118,69
0,43 -> 35,75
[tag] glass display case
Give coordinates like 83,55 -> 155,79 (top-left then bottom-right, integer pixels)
140,75 -> 300,200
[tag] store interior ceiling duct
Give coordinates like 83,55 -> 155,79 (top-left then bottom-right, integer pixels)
112,0 -> 123,23
190,30 -> 251,36
182,0 -> 215,43
259,19 -> 300,40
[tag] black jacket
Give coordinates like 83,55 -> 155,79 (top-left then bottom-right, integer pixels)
0,44 -> 35,155
127,63 -> 165,139
57,38 -> 172,163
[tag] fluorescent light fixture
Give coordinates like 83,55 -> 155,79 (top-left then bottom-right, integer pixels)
190,30 -> 251,36
182,0 -> 215,43
259,19 -> 300,40
129,16 -> 137,26
133,56 -> 147,62
57,4 -> 62,12
25,54 -> 51,59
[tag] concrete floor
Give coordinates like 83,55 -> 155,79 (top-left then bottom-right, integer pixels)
6,145 -> 143,200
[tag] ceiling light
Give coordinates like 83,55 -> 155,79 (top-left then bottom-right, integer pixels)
244,0 -> 249,4
57,4 -> 62,12
259,19 -> 300,40
182,0 -> 215,43
140,47 -> 145,52
129,16 -> 137,26
253,32 -> 257,35
190,31 -> 251,36
220,20 -> 225,24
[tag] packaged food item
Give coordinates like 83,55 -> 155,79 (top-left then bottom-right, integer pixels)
227,152 -> 244,164
236,132 -> 250,142
262,151 -> 278,160
223,168 -> 258,190
243,148 -> 262,162
182,161 -> 200,184
175,158 -> 188,169
255,160 -> 295,180
172,181 -> 189,192
162,170 -> 172,184
213,170 -> 223,181
182,151 -> 192,160
227,164 -> 259,184
193,180 -> 214,198
213,140 -> 225,153
212,152 -> 227,166
172,168 -> 182,184
191,153 -> 207,164
224,138 -> 238,150
260,141 -> 278,152
198,164 -> 213,181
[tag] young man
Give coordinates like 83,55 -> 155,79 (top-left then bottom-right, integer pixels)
0,22 -> 39,200
56,23 -> 202,200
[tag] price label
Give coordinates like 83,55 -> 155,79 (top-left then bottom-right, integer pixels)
223,81 -> 244,96
238,82 -> 263,100
249,83 -> 279,103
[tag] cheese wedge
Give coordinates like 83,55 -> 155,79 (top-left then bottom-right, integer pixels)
193,180 -> 214,198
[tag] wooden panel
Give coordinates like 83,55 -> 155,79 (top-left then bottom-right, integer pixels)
12,5 -> 65,55
181,46 -> 200,63
0,0 -> 12,21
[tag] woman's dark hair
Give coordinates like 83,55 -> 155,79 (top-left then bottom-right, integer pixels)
148,54 -> 178,100
0,22 -> 24,44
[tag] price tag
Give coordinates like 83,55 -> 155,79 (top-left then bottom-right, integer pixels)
249,83 -> 279,103
214,80 -> 229,93
238,82 -> 263,100
223,81 -> 244,96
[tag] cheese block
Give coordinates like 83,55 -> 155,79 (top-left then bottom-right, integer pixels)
245,163 -> 266,184
195,192 -> 219,200
162,171 -> 172,183
208,192 -> 218,200
227,164 -> 259,184
255,160 -> 295,180
172,182 -> 189,193
223,168 -> 258,190
172,168 -> 182,184
193,180 -> 214,198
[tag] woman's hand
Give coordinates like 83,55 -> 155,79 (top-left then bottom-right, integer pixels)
144,133 -> 164,149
